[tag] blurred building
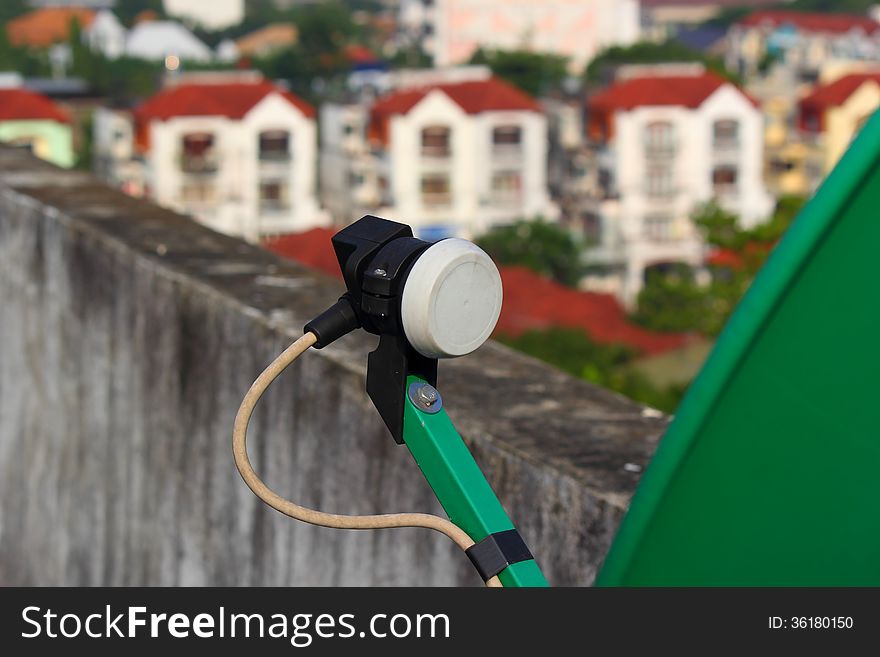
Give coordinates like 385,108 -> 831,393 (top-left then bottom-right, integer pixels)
163,0 -> 244,31
799,71 -> 880,180
124,20 -> 213,64
581,64 -> 773,305
398,0 -> 639,73
234,23 -> 299,59
0,85 -> 73,167
640,0 -> 778,42
726,10 -> 880,82
93,72 -> 325,242
320,69 -> 555,239
6,6 -> 97,48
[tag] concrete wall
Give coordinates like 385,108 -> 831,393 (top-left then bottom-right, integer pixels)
0,147 -> 668,586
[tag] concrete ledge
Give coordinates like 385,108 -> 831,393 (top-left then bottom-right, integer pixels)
0,147 -> 668,586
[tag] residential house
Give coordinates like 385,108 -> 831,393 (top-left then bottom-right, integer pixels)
163,0 -> 244,31
726,10 -> 880,81
582,64 -> 773,305
85,9 -> 126,59
398,0 -> 639,73
93,72 -> 325,242
0,86 -> 73,167
320,69 -> 555,239
124,20 -> 213,64
799,71 -> 880,182
6,6 -> 96,48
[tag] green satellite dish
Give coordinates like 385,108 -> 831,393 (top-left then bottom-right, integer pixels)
597,109 -> 880,586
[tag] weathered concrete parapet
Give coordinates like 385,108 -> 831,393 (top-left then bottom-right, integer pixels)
0,147 -> 668,586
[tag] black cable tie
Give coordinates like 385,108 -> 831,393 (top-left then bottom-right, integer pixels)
465,529 -> 534,582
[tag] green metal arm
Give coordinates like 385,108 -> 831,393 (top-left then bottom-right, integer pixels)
402,375 -> 549,587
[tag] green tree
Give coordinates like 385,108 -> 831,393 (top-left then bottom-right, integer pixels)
469,48 -> 569,97
476,219 -> 583,287
498,328 -> 687,412
634,197 -> 807,337
584,40 -> 740,84
0,0 -> 27,25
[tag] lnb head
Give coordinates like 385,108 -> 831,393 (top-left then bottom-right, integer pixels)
303,215 -> 503,443
304,215 -> 502,359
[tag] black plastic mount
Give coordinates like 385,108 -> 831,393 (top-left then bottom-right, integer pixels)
303,216 -> 437,444
465,529 -> 535,582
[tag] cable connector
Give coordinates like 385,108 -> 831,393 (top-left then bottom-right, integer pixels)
303,295 -> 360,349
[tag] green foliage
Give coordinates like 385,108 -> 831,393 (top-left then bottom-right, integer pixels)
497,328 -> 686,413
634,197 -> 807,337
584,40 -> 740,85
0,23 -> 51,77
475,219 -> 583,287
0,0 -> 28,25
114,1 -> 165,27
787,0 -> 878,11
468,48 -> 569,97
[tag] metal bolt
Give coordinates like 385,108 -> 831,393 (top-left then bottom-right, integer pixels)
373,268 -> 387,277
408,382 -> 443,414
417,385 -> 438,406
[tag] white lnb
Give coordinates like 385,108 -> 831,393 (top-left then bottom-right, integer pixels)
400,239 -> 503,359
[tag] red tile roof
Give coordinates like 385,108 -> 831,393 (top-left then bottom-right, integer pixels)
495,266 -> 689,356
135,81 -> 316,122
589,72 -> 753,112
264,230 -> 690,356
372,77 -> 540,117
369,77 -> 539,144
738,10 -> 880,35
264,228 -> 340,279
0,88 -> 70,123
6,7 -> 96,48
800,72 -> 880,109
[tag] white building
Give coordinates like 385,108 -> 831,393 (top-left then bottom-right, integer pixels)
582,64 -> 774,305
320,69 -> 555,239
726,10 -> 880,81
94,73 -> 325,242
86,9 -> 126,59
399,0 -> 639,73
163,0 -> 244,31
125,21 -> 213,64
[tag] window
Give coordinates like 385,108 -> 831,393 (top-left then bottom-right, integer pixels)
598,168 -> 615,198
7,136 -> 35,154
713,119 -> 739,149
646,165 -> 674,197
644,214 -> 673,241
492,125 -> 522,154
259,130 -> 290,161
644,121 -> 676,157
180,133 -> 217,173
582,213 -> 601,245
259,180 -> 290,212
421,126 -> 451,157
421,173 -> 451,206
712,165 -> 738,196
491,171 -> 522,204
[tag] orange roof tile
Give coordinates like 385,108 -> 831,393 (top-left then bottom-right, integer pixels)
6,7 -> 96,48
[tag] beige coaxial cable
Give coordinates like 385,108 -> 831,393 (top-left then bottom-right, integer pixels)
232,331 -> 502,587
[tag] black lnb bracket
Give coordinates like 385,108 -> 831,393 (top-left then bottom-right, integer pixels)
303,216 -> 437,443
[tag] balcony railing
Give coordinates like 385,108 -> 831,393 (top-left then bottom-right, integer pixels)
644,143 -> 677,159
179,152 -> 219,174
421,145 -> 452,159
492,144 -> 523,160
259,150 -> 292,162
422,192 -> 451,207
